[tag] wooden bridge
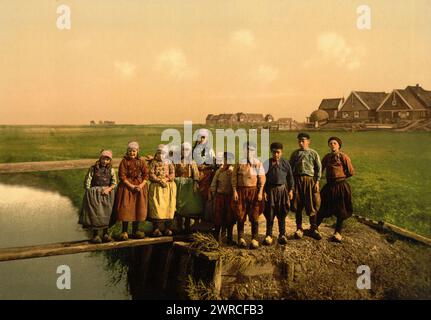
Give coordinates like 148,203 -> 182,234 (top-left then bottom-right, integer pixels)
0,235 -> 191,262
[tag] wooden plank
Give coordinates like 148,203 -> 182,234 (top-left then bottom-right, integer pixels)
0,235 -> 190,262
353,214 -> 431,247
0,159 -> 122,173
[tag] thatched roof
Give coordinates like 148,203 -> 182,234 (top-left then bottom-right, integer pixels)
406,85 -> 431,108
318,98 -> 343,110
354,91 -> 388,110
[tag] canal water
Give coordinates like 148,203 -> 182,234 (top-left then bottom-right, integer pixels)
0,183 -> 131,299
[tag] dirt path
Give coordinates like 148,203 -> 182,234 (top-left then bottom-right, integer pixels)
215,215 -> 431,300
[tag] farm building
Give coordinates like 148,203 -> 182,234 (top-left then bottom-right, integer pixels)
318,98 -> 344,120
205,113 -> 274,126
338,91 -> 388,122
376,86 -> 428,123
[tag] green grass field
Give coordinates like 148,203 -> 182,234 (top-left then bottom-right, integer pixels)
0,125 -> 430,237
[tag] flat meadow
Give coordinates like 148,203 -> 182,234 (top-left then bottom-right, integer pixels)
0,125 -> 430,237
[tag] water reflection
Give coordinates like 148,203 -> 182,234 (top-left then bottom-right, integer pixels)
0,183 -> 130,299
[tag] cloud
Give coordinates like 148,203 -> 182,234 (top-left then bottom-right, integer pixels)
114,61 -> 136,78
230,29 -> 255,49
304,32 -> 365,70
156,48 -> 196,80
251,65 -> 279,84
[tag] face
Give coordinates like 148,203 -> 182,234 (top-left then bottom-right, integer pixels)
128,148 -> 138,158
271,149 -> 282,161
298,138 -> 310,150
329,140 -> 340,152
199,135 -> 207,144
247,148 -> 256,159
100,156 -> 111,166
182,146 -> 191,158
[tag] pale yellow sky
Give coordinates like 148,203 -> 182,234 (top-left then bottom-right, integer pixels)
0,0 -> 430,124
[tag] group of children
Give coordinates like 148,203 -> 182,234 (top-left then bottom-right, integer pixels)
79,130 -> 355,247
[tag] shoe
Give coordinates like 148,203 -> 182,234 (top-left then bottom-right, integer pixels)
163,229 -> 173,236
119,232 -> 129,241
332,232 -> 342,243
250,239 -> 259,249
133,231 -> 146,239
263,235 -> 273,246
278,234 -> 288,245
152,229 -> 163,237
294,229 -> 303,239
310,229 -> 322,240
238,238 -> 247,248
102,234 -> 113,243
90,235 -> 102,244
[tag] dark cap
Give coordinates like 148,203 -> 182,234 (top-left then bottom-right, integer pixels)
297,132 -> 310,140
328,136 -> 342,148
270,142 -> 283,150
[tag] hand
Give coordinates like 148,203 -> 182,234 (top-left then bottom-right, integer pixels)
288,190 -> 293,200
134,185 -> 141,192
314,181 -> 320,192
193,181 -> 199,193
257,192 -> 263,202
159,180 -> 167,188
233,190 -> 239,202
102,187 -> 111,195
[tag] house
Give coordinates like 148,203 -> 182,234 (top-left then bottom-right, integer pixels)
376,87 -> 428,123
405,84 -> 431,117
276,118 -> 295,130
216,114 -> 238,125
318,98 -> 344,121
338,91 -> 388,122
205,112 -> 271,126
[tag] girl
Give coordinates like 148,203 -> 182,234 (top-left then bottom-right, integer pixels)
232,142 -> 266,249
193,129 -> 216,224
174,142 -> 203,233
209,152 -> 235,244
79,150 -> 117,243
148,144 -> 177,237
114,141 -> 149,241
316,137 -> 355,242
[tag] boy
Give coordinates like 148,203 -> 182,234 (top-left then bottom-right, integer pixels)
317,137 -> 355,242
209,152 -> 235,244
232,142 -> 266,249
289,133 -> 322,240
263,142 -> 294,245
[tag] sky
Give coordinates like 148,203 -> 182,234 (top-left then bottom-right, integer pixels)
0,0 -> 430,124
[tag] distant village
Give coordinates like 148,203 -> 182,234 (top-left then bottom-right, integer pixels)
206,84 -> 431,131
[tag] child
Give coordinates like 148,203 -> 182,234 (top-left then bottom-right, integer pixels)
114,141 -> 149,241
79,150 -> 117,243
148,144 -> 177,237
289,133 -> 322,240
316,137 -> 355,242
232,142 -> 266,249
209,152 -> 235,244
174,142 -> 203,233
263,142 -> 294,245
193,129 -> 216,224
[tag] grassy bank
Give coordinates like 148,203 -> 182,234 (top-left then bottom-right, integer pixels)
0,125 -> 430,237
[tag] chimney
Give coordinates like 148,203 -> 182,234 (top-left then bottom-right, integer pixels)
416,83 -> 420,88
